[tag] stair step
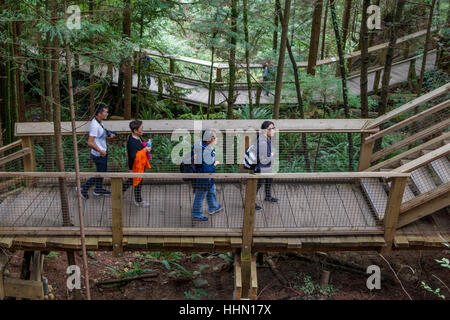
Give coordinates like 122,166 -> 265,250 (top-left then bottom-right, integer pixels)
387,181 -> 416,203
361,178 -> 388,220
408,166 -> 437,193
429,157 -> 450,183
443,140 -> 450,146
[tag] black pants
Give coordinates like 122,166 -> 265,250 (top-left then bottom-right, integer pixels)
82,154 -> 107,192
122,178 -> 143,203
257,178 -> 273,198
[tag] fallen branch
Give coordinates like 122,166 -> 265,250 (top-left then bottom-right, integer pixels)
266,257 -> 289,287
378,253 -> 412,300
96,272 -> 158,286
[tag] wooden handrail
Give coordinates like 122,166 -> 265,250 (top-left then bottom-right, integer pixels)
0,139 -> 22,154
393,143 -> 450,173
15,119 -> 378,136
399,181 -> 450,215
371,119 -> 450,162
367,83 -> 450,129
365,99 -> 450,143
364,132 -> 450,172
0,171 -> 410,179
0,148 -> 30,167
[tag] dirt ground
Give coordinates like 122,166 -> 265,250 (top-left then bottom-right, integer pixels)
3,248 -> 450,300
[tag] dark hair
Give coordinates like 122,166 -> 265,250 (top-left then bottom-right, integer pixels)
261,121 -> 274,130
94,103 -> 108,116
129,120 -> 143,132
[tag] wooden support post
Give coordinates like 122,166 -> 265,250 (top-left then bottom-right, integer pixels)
21,136 -> 36,187
216,68 -> 222,82
169,59 -> 175,74
381,176 -> 407,254
358,133 -> 375,171
373,48 -> 387,94
240,135 -> 250,173
157,75 -> 163,99
250,254 -> 258,300
241,178 -> 257,298
234,252 -> 242,300
210,84 -> 215,109
256,86 -> 261,108
111,178 -> 123,258
0,252 -> 6,300
403,42 -> 410,59
30,251 -> 43,282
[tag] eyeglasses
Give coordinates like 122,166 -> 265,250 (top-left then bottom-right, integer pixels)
267,127 -> 275,130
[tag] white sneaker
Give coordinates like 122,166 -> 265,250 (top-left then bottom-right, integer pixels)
134,200 -> 150,208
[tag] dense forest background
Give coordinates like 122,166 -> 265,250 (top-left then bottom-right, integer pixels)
0,0 -> 449,173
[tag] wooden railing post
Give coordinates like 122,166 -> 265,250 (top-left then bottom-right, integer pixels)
373,48 -> 387,93
216,68 -> 222,82
358,133 -> 375,171
169,58 -> 175,74
111,178 -> 123,258
21,136 -> 36,187
255,85 -> 261,108
239,135 -> 250,173
157,74 -> 163,99
381,176 -> 407,254
241,177 -> 257,299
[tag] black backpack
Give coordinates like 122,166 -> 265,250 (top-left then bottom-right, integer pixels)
180,146 -> 196,182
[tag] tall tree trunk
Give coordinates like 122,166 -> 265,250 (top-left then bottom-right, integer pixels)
207,32 -> 217,120
368,0 -> 380,46
320,3 -> 328,60
11,19 -> 25,122
243,0 -> 253,118
89,0 -> 95,117
307,0 -> 323,75
360,0 -> 370,118
136,13 -> 144,116
65,25 -> 92,301
273,0 -> 292,119
273,0 -> 281,52
417,0 -> 436,95
279,8 -> 311,172
227,0 -> 238,119
329,0 -> 353,171
341,0 -> 352,51
375,0 -> 406,152
123,0 -> 132,119
50,0 -> 71,226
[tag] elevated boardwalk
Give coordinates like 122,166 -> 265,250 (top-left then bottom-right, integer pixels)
75,29 -> 438,106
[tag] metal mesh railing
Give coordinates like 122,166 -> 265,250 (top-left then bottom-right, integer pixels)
25,131 -> 362,174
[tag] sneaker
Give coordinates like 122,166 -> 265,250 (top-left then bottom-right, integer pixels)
255,204 -> 262,211
75,187 -> 89,200
192,215 -> 208,222
134,200 -> 150,208
264,196 -> 278,203
93,189 -> 111,197
209,205 -> 223,215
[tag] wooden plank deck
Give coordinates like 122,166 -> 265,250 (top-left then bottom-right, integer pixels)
0,182 -> 384,231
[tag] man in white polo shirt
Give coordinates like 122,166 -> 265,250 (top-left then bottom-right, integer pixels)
80,104 -> 116,199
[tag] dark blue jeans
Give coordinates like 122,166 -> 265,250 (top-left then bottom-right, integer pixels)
82,154 -> 108,192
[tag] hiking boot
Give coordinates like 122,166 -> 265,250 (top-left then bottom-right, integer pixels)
192,215 -> 208,222
134,200 -> 150,208
255,204 -> 263,211
93,189 -> 111,197
209,205 -> 223,215
264,196 -> 278,203
75,187 -> 89,200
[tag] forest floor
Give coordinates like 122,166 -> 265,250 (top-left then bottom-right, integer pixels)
5,247 -> 450,300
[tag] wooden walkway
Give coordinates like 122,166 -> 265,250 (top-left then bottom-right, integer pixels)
79,53 -> 436,106
0,181 -> 380,231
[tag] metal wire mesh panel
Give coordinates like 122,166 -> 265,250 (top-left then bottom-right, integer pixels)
28,131 -> 361,174
254,177 -> 382,231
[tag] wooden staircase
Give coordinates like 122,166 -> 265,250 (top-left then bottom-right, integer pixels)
363,136 -> 450,227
